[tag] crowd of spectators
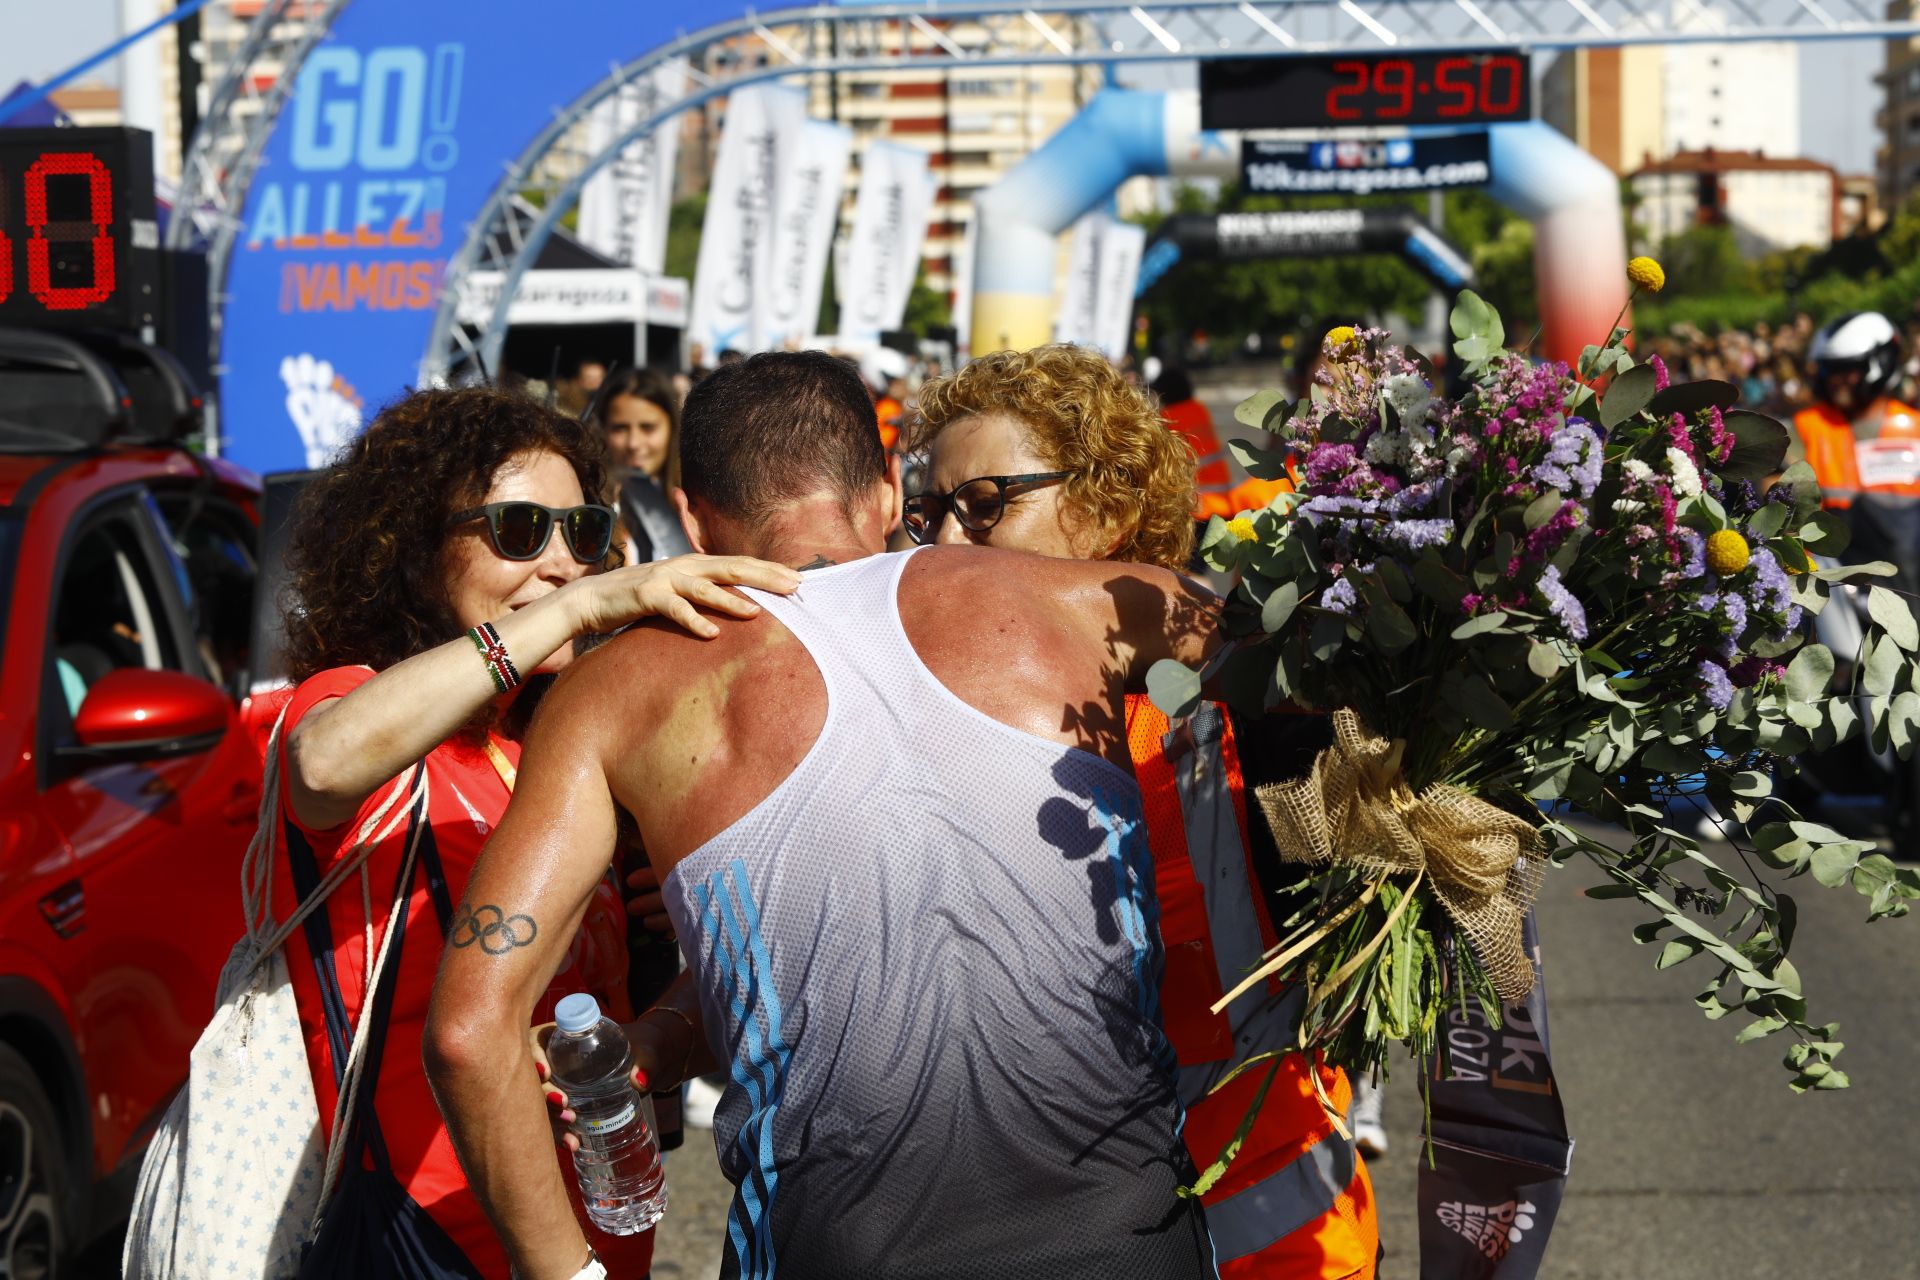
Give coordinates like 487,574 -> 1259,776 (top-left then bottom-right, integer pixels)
1641,312 -> 1920,418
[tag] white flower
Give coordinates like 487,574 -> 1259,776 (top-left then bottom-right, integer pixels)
1622,459 -> 1655,485
1380,374 -> 1433,433
1612,498 -> 1647,516
1666,447 -> 1702,498
1365,431 -> 1404,466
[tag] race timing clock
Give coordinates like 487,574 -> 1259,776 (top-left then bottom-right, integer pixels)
1201,51 -> 1533,130
0,127 -> 160,334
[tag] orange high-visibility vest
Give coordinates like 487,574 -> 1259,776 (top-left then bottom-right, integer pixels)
1793,399 -> 1920,508
1127,695 -> 1378,1278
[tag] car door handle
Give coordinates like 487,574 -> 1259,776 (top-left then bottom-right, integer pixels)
221,779 -> 262,823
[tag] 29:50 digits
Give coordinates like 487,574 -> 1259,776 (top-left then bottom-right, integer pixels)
1325,55 -> 1526,120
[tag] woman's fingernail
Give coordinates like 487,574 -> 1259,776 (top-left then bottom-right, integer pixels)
546,1090 -> 564,1106
535,1062 -> 548,1080
560,1110 -> 576,1124
633,1068 -> 650,1090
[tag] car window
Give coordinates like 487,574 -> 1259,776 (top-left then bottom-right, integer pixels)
153,493 -> 257,699
48,514 -> 185,722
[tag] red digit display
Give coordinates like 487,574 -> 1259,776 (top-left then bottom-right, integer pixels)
0,172 -> 11,305
25,153 -> 116,311
1434,56 -> 1476,117
1480,56 -> 1524,115
1204,50 -> 1534,130
1373,58 -> 1414,118
1326,61 -> 1369,120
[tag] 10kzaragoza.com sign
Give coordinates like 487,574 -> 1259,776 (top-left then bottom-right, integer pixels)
1241,132 -> 1492,196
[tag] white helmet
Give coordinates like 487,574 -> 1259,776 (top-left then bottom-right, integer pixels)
1808,312 -> 1901,411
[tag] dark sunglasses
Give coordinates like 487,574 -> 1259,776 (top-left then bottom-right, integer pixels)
447,501 -> 617,564
902,472 -> 1071,545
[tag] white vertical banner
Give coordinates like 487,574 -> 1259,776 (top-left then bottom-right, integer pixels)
1054,213 -> 1102,347
1053,213 -> 1145,362
688,84 -> 805,356
1091,219 -> 1146,363
950,210 -> 979,363
577,59 -> 688,275
759,118 -> 853,349
839,141 -> 935,341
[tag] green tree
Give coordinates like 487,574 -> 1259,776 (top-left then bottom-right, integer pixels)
901,261 -> 952,337
663,192 -> 707,284
1655,224 -> 1753,298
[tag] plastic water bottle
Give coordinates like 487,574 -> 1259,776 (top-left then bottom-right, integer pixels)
548,993 -> 668,1234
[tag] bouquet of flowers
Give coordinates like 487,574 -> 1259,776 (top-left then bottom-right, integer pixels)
1149,263 -> 1920,1124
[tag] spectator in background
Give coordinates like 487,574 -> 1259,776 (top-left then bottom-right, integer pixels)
594,367 -> 692,563
1152,366 -> 1233,521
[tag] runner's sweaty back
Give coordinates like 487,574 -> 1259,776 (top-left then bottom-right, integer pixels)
660,549 -> 1216,1280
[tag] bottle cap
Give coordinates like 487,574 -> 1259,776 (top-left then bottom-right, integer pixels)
555,993 -> 601,1034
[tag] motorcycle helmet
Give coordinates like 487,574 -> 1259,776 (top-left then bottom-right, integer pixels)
1808,311 -> 1901,413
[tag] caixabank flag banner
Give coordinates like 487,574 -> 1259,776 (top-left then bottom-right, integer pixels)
578,58 -> 688,276
838,140 -> 935,342
687,83 -> 804,359
759,117 -> 853,351
219,1 -> 755,473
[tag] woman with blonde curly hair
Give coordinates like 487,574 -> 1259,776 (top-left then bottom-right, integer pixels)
909,344 -> 1378,1280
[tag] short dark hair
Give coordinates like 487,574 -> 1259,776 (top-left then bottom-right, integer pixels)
678,350 -> 884,521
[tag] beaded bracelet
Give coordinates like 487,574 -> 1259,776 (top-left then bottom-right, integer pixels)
466,621 -> 522,694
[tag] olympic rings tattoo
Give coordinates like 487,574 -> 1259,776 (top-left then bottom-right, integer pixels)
449,902 -> 539,955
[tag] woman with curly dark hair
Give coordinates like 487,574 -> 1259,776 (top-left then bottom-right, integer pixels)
254,386 -> 797,1277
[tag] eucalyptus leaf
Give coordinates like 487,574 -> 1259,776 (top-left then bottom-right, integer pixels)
1227,436 -> 1292,481
1648,379 -> 1738,418
1785,643 -> 1835,704
1868,586 -> 1920,653
1721,410 -> 1792,481
1261,581 -> 1301,634
1746,502 -> 1789,540
1657,939 -> 1701,969
1524,488 -> 1566,530
1309,611 -> 1346,662
1452,612 -> 1511,640
1413,557 -> 1470,609
1808,841 -> 1859,889
1145,659 -> 1203,720
1599,363 -> 1657,429
1366,592 -> 1418,656
1864,635 -> 1903,698
1527,641 -> 1566,679
1233,389 -> 1287,431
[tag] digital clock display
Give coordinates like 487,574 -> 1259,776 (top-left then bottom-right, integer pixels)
1201,51 -> 1533,131
0,127 -> 159,334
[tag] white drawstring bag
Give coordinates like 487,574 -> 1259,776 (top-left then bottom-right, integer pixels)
124,708 -> 430,1279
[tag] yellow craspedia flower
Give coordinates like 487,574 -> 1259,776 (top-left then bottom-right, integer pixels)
1627,256 -> 1666,294
1226,516 -> 1259,543
1706,529 -> 1750,577
1323,325 -> 1358,353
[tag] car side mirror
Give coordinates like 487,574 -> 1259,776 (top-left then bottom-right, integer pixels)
63,668 -> 231,762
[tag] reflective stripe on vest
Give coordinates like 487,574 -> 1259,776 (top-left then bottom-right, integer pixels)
1164,701 -> 1355,1256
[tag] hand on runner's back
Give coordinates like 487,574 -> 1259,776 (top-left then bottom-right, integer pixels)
561,554 -> 801,639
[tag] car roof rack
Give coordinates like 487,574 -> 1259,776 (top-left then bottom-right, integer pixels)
0,327 -> 205,455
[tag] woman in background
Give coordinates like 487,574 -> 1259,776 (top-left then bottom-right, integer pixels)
594,366 -> 692,563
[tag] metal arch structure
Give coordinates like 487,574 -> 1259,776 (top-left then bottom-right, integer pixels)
429,0 -> 1920,387
166,0 -> 350,397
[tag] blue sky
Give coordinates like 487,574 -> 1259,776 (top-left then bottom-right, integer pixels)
0,3 -> 1883,176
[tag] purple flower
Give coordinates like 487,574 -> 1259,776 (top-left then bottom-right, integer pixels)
1650,354 -> 1671,392
1696,659 -> 1734,710
1322,577 -> 1358,615
1530,419 -> 1604,497
1536,565 -> 1589,641
1304,442 -> 1360,489
1673,529 -> 1706,580
1383,517 -> 1454,552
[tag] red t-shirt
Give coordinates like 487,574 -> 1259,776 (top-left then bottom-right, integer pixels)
249,666 -> 649,1278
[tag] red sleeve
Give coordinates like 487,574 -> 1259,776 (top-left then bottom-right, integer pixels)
274,665 -> 411,842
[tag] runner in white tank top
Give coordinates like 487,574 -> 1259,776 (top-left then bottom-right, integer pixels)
661,548 -> 1213,1278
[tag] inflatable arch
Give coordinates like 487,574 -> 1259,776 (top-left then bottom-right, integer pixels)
970,88 -> 1626,365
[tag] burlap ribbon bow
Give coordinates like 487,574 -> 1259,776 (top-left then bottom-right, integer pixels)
1253,707 -> 1544,1002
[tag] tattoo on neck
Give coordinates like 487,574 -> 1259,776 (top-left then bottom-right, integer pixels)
449,902 -> 538,955
796,555 -> 838,571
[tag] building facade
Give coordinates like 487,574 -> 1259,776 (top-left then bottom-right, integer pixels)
1542,28 -> 1800,175
1878,0 -> 1920,211
1629,150 -> 1840,254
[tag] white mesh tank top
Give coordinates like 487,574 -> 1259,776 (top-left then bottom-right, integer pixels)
660,547 -> 1215,1280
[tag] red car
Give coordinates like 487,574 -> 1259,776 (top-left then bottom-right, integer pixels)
0,327 -> 265,1276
